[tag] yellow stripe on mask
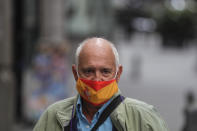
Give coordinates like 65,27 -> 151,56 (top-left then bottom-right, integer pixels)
76,79 -> 118,105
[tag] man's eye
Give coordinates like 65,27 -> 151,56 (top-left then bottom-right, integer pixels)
102,69 -> 111,74
83,69 -> 93,74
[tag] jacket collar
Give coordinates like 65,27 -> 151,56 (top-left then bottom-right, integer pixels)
56,95 -> 79,128
55,90 -> 122,128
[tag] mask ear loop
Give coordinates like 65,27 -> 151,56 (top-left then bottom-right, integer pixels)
113,68 -> 118,79
76,66 -> 80,79
77,71 -> 80,78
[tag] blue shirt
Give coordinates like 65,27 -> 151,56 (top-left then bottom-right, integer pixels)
76,96 -> 113,131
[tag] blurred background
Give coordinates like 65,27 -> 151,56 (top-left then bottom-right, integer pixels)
0,0 -> 197,130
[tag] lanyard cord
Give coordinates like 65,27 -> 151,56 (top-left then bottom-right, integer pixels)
91,95 -> 125,131
70,105 -> 75,131
68,95 -> 125,131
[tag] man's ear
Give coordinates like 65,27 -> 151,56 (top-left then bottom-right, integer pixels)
116,65 -> 123,83
72,64 -> 78,81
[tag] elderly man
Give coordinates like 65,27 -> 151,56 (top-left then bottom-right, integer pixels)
33,37 -> 168,131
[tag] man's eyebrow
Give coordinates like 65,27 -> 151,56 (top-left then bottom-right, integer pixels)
102,67 -> 111,70
81,67 -> 95,70
101,68 -> 113,71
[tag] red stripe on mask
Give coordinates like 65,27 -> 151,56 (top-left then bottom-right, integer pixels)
80,78 -> 115,91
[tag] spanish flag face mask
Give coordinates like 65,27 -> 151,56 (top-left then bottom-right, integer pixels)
76,76 -> 119,106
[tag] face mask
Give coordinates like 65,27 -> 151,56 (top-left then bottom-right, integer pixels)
76,78 -> 118,106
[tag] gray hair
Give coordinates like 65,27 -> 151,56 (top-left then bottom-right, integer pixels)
75,37 -> 120,70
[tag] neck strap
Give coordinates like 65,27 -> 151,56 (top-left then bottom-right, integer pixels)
91,95 -> 125,131
65,95 -> 125,131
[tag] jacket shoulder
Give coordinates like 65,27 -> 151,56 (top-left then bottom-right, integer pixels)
123,97 -> 154,111
33,96 -> 77,131
111,97 -> 168,131
46,96 -> 76,113
122,97 -> 164,122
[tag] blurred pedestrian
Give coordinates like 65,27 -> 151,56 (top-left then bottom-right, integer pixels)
25,42 -> 69,121
182,90 -> 197,131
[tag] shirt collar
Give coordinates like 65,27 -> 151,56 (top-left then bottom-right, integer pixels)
76,96 -> 113,119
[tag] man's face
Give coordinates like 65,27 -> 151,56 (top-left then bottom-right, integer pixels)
72,40 -> 122,82
78,49 -> 116,81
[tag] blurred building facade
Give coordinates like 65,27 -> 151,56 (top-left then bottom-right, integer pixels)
0,0 -> 68,129
0,0 -> 14,130
13,0 -> 69,124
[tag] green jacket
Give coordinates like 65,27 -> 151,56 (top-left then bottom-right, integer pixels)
33,92 -> 168,131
